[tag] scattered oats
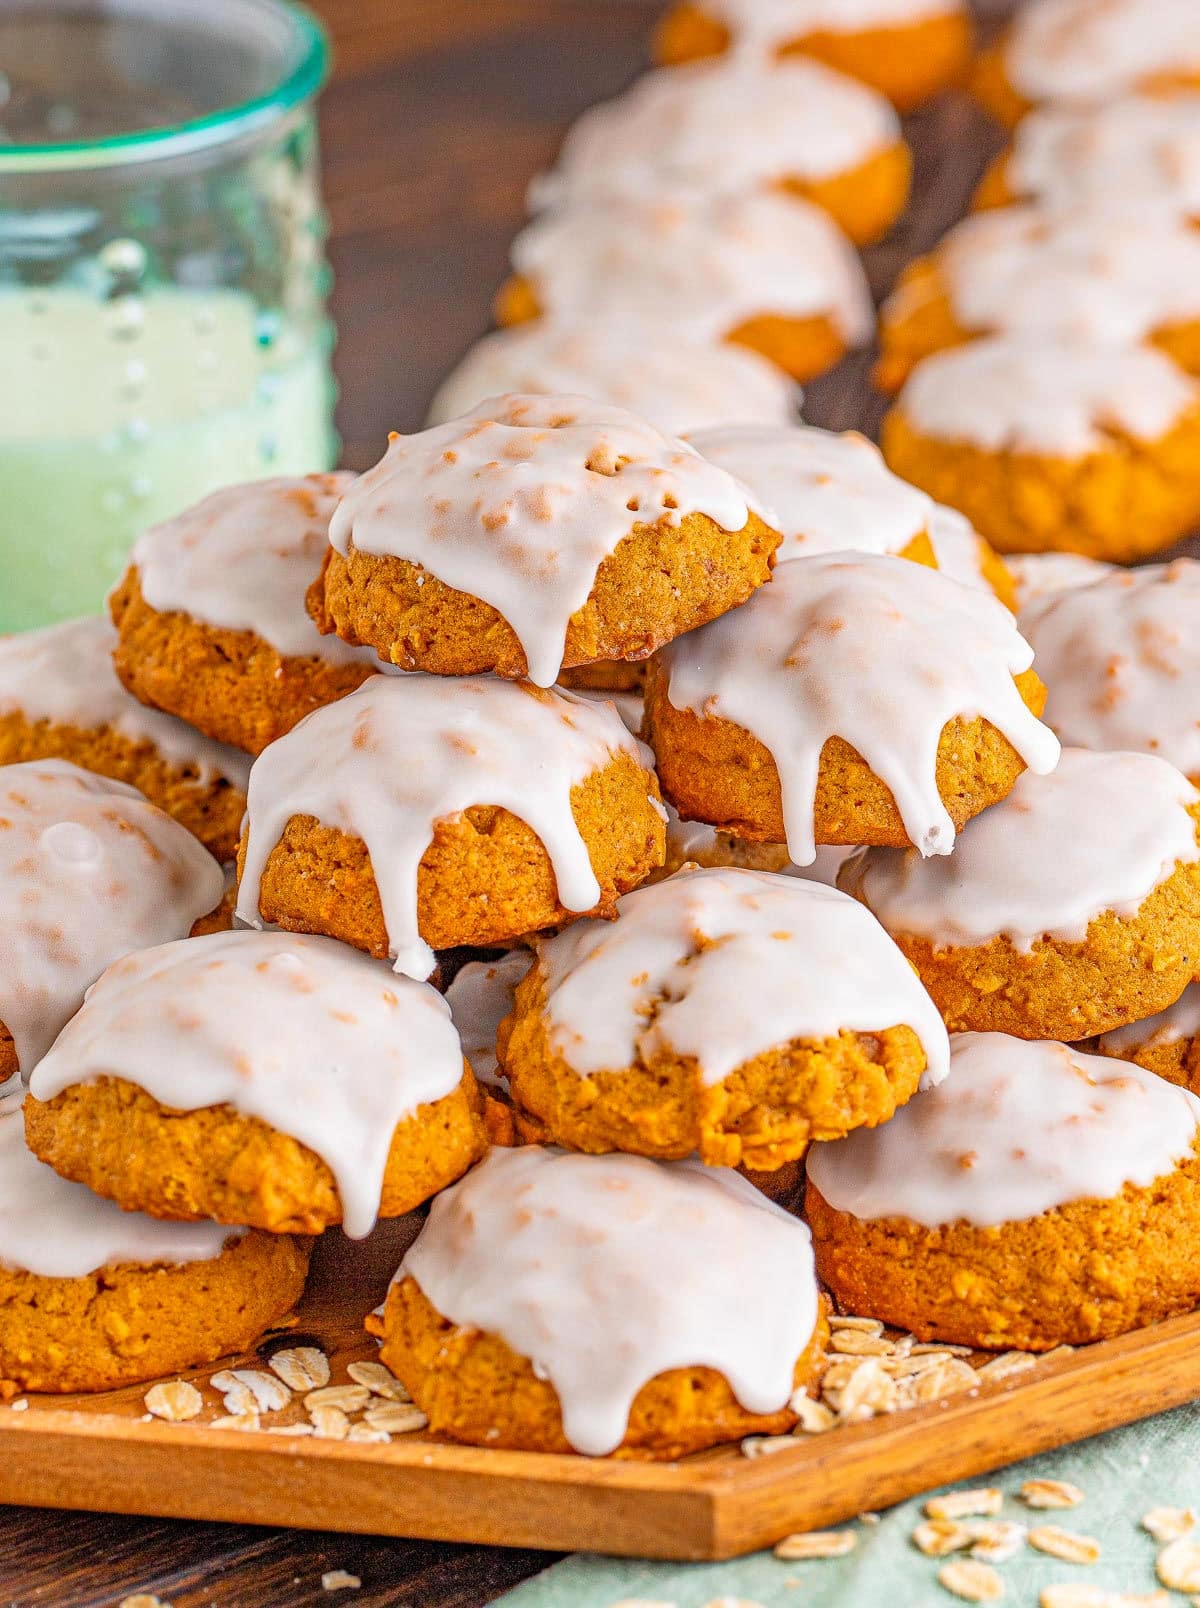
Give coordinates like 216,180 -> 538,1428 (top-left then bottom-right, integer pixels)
119,1597 -> 170,1608
309,1404 -> 351,1440
1041,1346 -> 1076,1363
789,1394 -> 836,1434
937,1558 -> 1004,1601
913,1343 -> 974,1357
1022,1480 -> 1085,1510
321,1571 -> 361,1591
347,1360 -> 412,1401
828,1315 -> 885,1335
969,1522 -> 1027,1564
913,1519 -> 975,1557
305,1384 -> 371,1414
860,1512 -> 880,1526
975,1353 -> 1038,1383
363,1401 -> 428,1435
913,1359 -> 979,1403
742,1435 -> 801,1458
834,1358 -> 898,1420
926,1490 -> 1003,1522
1028,1526 -> 1100,1565
828,1330 -> 893,1357
210,1372 -> 257,1416
266,1423 -> 315,1437
1157,1537 -> 1200,1592
1143,1506 -> 1195,1543
209,1411 -> 260,1431
773,1530 -> 857,1561
143,1380 -> 203,1423
1038,1588 -> 1107,1608
215,1368 -> 291,1414
347,1423 -> 392,1444
269,1347 -> 330,1392
10,1399 -> 27,1412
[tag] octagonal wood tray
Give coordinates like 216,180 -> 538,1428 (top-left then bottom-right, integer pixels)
1,1217 -> 1198,1561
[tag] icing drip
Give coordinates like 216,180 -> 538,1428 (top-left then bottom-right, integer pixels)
533,57 -> 899,208
535,865 -> 950,1088
426,323 -> 798,436
0,1111 -> 238,1279
0,760 -> 224,1072
688,425 -> 932,562
807,1032 -> 1200,1228
0,617 -> 251,788
1021,560 -> 1200,779
926,504 -> 991,593
843,746 -> 1200,950
658,551 -> 1059,864
898,335 -> 1200,458
1100,983 -> 1200,1055
1008,551 -> 1115,616
1006,97 -> 1200,222
28,930 -> 466,1239
929,205 -> 1200,345
1006,0 -> 1200,105
508,192 -> 873,353
328,393 -> 765,689
700,0 -> 961,55
237,674 -> 654,980
131,473 -> 380,666
398,1145 -> 821,1456
444,951 -> 532,1086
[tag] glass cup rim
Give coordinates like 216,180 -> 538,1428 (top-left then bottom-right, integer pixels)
0,0 -> 329,171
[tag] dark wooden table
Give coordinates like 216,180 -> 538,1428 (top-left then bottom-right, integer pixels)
0,3 -> 1010,1602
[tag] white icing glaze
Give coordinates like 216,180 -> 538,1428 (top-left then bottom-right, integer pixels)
508,191 -> 873,353
663,801 -> 854,886
807,1031 -> 1200,1228
1005,96 -> 1200,221
0,617 -> 251,789
658,551 -> 1059,864
328,392 -> 766,689
534,57 -> 899,210
397,1145 -> 821,1456
0,760 -> 224,1072
535,865 -> 950,1088
898,335 -> 1200,457
237,673 -> 654,980
843,746 -> 1200,950
1007,551 -> 1115,615
700,0 -> 961,55
925,504 -> 992,594
0,1111 -> 239,1280
1022,560 -> 1200,780
1006,0 -> 1200,106
28,930 -> 465,1239
687,425 -> 933,562
923,205 -> 1200,345
130,473 -> 380,666
444,951 -> 532,1087
426,323 -> 799,436
1100,983 -> 1200,1055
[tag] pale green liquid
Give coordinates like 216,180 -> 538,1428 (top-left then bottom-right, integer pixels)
0,287 -> 336,630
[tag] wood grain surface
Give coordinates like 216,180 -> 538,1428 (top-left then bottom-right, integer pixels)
0,3 -> 1026,1604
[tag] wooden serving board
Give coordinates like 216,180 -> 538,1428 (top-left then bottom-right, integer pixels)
2,1217 -> 1199,1562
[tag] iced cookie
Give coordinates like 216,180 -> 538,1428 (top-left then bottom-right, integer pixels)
308,394 -> 780,687
1096,985 -> 1200,1093
653,0 -> 973,111
1021,560 -> 1200,782
0,1112 -> 309,1394
0,760 -> 225,1080
24,930 -> 486,1238
645,551 -> 1058,866
807,1033 -> 1200,1349
109,474 -> 383,755
499,865 -> 949,1168
0,616 -> 250,861
427,322 -> 798,437
842,748 -> 1200,1040
975,95 -> 1200,223
876,206 -> 1200,392
881,336 -> 1200,560
926,505 -> 1017,610
369,1146 -> 828,1457
1007,551 -> 1115,616
236,675 -> 666,981
496,192 -> 873,385
973,0 -> 1200,130
532,56 -> 910,246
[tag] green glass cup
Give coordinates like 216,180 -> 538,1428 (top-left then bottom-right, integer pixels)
0,0 -> 337,629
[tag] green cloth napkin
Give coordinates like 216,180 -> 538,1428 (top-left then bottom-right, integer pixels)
498,1403 -> 1200,1606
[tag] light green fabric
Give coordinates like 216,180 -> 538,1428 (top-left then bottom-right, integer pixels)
498,1403 -> 1200,1606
